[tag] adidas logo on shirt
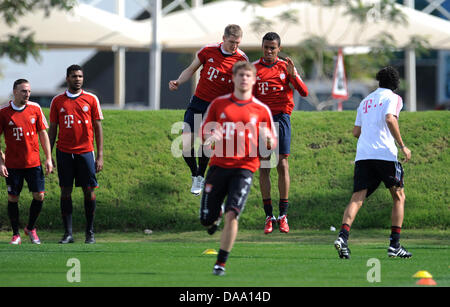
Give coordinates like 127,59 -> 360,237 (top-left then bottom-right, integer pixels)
8,121 -> 14,126
208,58 -> 214,63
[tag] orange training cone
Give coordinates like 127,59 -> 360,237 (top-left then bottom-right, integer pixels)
416,278 -> 437,286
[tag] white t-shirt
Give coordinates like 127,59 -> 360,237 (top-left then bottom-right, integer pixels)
354,88 -> 403,162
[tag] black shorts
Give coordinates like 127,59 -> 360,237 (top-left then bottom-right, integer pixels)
272,113 -> 291,155
200,165 -> 253,226
56,149 -> 98,188
6,166 -> 45,196
183,95 -> 210,134
353,159 -> 404,198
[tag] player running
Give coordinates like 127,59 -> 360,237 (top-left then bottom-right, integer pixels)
169,24 -> 248,196
253,32 -> 308,234
200,61 -> 277,276
334,66 -> 412,259
0,79 -> 53,245
48,65 -> 104,244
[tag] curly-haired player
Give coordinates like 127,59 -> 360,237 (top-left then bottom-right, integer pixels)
334,66 -> 412,259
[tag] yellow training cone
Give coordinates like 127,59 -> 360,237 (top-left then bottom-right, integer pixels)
202,249 -> 218,255
412,271 -> 433,278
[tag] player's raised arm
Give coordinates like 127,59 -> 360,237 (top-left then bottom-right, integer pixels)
169,56 -> 202,91
286,57 -> 308,97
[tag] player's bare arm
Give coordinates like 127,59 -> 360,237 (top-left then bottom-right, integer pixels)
48,122 -> 58,168
385,114 -> 411,163
38,130 -> 53,175
0,148 -> 8,177
94,119 -> 104,173
169,56 -> 202,91
353,126 -> 361,138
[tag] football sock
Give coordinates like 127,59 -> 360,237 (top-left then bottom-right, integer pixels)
339,224 -> 351,241
279,199 -> 289,217
84,196 -> 96,234
27,199 -> 43,230
60,197 -> 73,235
263,199 -> 273,217
216,249 -> 229,267
7,201 -> 20,236
390,226 -> 401,248
197,155 -> 209,178
183,148 -> 198,176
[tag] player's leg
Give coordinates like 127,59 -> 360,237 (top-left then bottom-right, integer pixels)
182,97 -> 201,195
200,166 -> 228,235
277,154 -> 290,233
334,189 -> 367,259
6,168 -> 23,244
259,158 -> 275,234
56,149 -> 75,243
387,186 -> 411,257
75,152 -> 99,244
23,166 -> 45,244
213,169 -> 253,275
274,114 -> 291,233
335,160 -> 377,259
379,161 -> 411,258
213,210 -> 238,276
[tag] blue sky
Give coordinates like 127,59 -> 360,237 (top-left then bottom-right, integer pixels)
0,0 -> 144,101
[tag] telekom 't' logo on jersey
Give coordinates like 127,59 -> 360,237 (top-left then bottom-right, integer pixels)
64,115 -> 74,128
258,82 -> 269,95
12,127 -> 23,140
207,67 -> 220,81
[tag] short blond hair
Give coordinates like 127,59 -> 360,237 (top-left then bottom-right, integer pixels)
224,24 -> 243,38
232,61 -> 256,76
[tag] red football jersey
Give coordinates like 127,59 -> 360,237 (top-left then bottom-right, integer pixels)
50,90 -> 103,154
201,93 -> 277,173
253,57 -> 308,115
0,101 -> 48,169
194,43 -> 248,102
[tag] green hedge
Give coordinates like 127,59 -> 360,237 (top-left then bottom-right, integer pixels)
0,110 -> 448,231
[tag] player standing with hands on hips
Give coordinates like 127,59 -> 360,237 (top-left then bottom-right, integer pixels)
334,66 -> 412,259
169,24 -> 248,196
48,65 -> 104,244
253,32 -> 308,234
0,79 -> 53,245
200,61 -> 277,276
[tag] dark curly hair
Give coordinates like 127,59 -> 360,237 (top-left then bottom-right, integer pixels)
376,66 -> 400,91
262,32 -> 281,47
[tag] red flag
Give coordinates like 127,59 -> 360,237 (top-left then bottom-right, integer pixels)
332,48 -> 349,101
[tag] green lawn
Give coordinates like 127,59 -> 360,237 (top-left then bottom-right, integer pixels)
0,229 -> 448,287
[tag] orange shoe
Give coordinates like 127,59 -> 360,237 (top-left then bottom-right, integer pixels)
264,216 -> 276,234
278,215 -> 289,233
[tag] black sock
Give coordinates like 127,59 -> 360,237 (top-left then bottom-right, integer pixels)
390,226 -> 401,247
263,199 -> 273,217
27,199 -> 43,230
197,155 -> 209,178
216,249 -> 229,267
60,197 -> 73,235
339,224 -> 350,241
183,148 -> 198,176
84,197 -> 96,235
8,201 -> 20,235
279,199 -> 289,217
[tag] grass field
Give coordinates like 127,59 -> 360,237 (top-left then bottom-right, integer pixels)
0,110 -> 448,232
0,229 -> 448,288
